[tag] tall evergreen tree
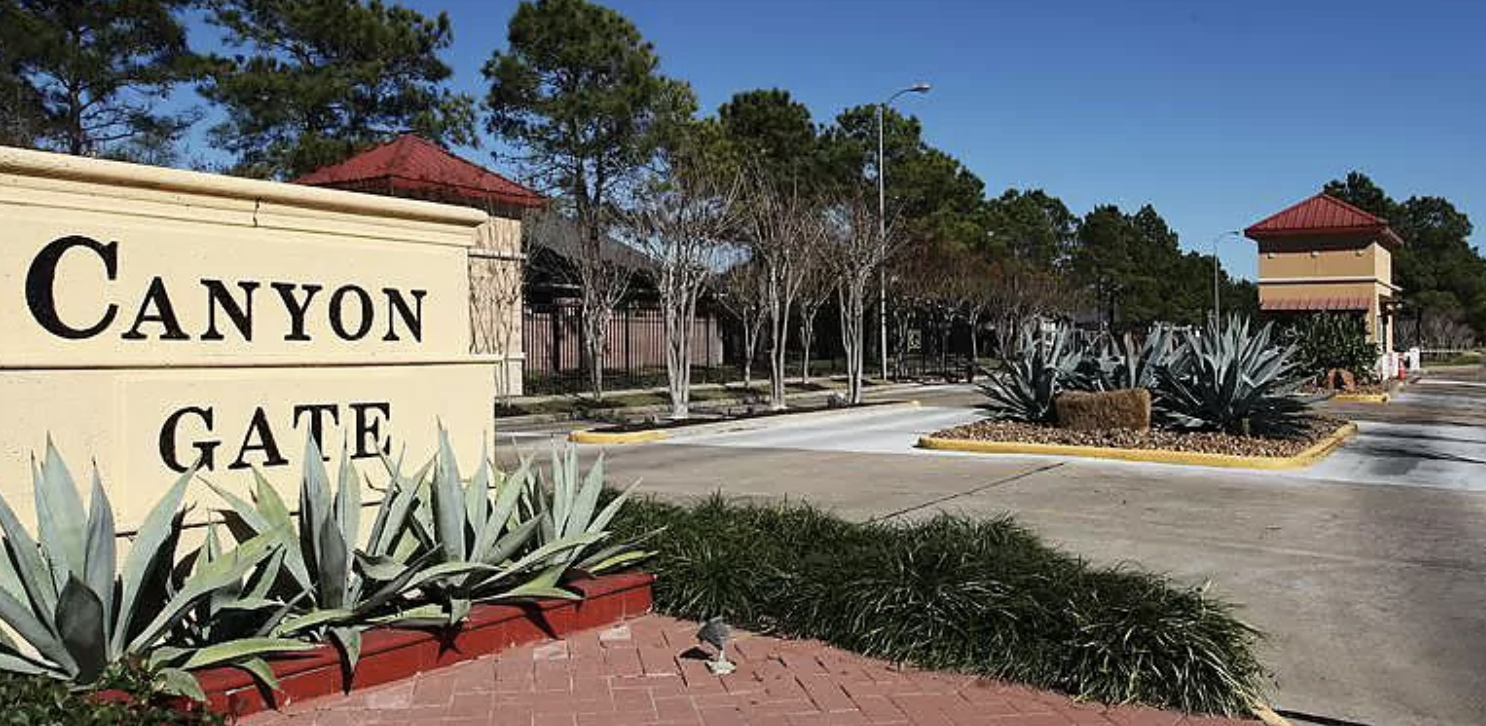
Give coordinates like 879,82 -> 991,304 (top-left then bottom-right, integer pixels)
1071,203 -> 1239,328
717,88 -> 819,187
483,0 -> 695,398
0,0 -> 198,160
1324,171 -> 1486,337
199,0 -> 476,179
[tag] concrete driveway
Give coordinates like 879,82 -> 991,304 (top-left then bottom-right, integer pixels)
502,373 -> 1486,726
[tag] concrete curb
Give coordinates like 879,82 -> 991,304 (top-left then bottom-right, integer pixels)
498,381 -> 930,428
917,422 -> 1358,470
1332,392 -> 1390,404
567,400 -> 924,446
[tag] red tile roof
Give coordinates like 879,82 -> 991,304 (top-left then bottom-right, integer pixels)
1245,194 -> 1404,246
293,134 -> 544,209
1261,296 -> 1372,312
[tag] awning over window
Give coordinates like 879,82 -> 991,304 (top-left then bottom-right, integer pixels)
1260,296 -> 1371,312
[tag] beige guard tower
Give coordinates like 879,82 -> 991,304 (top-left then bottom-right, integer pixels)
1244,193 -> 1405,358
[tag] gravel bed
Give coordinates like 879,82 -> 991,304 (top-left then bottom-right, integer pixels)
931,417 -> 1350,458
1301,383 -> 1391,396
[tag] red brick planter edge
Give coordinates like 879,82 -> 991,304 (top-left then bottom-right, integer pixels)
189,572 -> 654,718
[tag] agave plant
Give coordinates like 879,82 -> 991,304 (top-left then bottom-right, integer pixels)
1157,316 -> 1312,437
0,442 -> 305,698
980,322 -> 1087,423
407,433 -> 639,624
208,438 -> 488,674
533,446 -> 647,576
1079,326 -> 1178,392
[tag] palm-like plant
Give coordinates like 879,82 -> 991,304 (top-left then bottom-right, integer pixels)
980,322 -> 1087,423
0,442 -> 305,698
1157,316 -> 1310,437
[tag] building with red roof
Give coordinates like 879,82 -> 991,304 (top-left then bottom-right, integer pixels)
295,135 -> 544,397
293,134 -> 544,216
1245,193 -> 1405,354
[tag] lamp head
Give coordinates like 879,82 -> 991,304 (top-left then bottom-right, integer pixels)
909,82 -> 932,93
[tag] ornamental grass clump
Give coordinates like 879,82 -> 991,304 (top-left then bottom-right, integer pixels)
612,495 -> 1265,716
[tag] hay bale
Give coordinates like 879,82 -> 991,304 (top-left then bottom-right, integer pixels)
1325,368 -> 1357,391
1054,389 -> 1152,431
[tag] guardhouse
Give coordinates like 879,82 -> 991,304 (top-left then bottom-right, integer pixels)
1244,193 -> 1404,355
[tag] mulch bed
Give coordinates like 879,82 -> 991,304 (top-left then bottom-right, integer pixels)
931,416 -> 1350,458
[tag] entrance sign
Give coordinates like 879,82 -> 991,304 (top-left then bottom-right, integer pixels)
0,147 -> 496,528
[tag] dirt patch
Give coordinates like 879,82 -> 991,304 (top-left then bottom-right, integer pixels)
931,416 -> 1350,458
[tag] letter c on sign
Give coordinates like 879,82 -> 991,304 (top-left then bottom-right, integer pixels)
26,235 -> 119,339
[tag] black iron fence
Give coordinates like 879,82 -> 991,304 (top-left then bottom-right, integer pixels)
520,300 -> 978,396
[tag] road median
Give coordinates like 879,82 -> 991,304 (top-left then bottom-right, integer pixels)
919,421 -> 1357,470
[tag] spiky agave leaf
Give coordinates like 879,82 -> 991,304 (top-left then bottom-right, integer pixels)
979,322 -> 1086,423
1156,315 -> 1311,437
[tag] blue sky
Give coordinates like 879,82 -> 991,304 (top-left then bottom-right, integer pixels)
183,0 -> 1485,280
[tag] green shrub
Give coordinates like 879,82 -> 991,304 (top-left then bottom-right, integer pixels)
0,670 -> 222,726
612,495 -> 1265,716
1158,316 -> 1311,438
207,433 -> 643,680
1283,313 -> 1380,384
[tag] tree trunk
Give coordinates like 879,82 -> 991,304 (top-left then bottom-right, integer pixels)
799,307 -> 818,385
967,311 -> 980,382
663,291 -> 697,420
741,309 -> 761,389
839,283 -> 867,405
581,291 -> 608,400
893,307 -> 912,381
767,296 -> 792,410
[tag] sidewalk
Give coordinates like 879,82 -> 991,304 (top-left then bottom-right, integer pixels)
242,615 -> 1256,726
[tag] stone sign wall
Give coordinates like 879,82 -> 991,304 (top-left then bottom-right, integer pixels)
0,147 -> 496,529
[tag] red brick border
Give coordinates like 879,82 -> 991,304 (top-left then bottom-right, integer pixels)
190,572 -> 654,718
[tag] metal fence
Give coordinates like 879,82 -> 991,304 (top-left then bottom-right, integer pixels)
520,300 -> 978,396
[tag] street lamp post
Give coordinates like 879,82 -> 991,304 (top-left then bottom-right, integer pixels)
1211,230 -> 1242,332
877,82 -> 930,381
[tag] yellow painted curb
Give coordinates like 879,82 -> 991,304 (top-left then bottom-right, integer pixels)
918,422 -> 1358,470
1333,392 -> 1390,404
1252,703 -> 1293,726
567,429 -> 669,445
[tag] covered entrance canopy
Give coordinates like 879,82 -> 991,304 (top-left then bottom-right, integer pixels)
1244,193 -> 1405,350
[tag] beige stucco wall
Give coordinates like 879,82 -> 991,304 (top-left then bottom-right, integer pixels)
1258,242 -> 1381,280
0,146 -> 496,530
1255,234 -> 1400,346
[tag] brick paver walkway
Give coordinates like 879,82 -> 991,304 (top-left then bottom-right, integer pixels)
243,615 -> 1256,726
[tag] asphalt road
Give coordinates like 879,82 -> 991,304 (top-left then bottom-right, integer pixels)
499,373 -> 1486,726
